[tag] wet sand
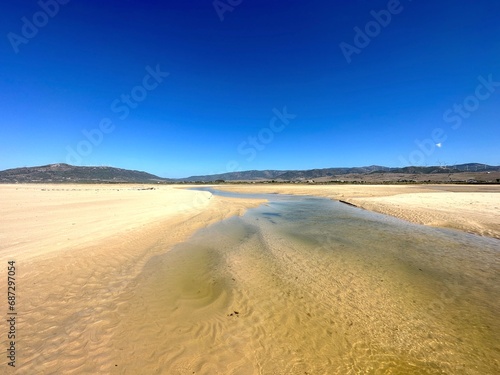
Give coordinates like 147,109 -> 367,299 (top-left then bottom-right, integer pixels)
0,183 -> 498,374
215,184 -> 500,239
107,193 -> 499,374
0,184 -> 264,373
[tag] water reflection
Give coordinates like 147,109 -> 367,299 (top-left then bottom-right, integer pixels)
119,187 -> 499,374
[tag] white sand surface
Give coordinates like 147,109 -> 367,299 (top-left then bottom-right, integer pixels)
0,184 -> 264,373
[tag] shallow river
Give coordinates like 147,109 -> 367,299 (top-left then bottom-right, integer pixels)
113,188 -> 500,374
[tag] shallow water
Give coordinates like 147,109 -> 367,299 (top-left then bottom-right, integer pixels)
112,189 -> 500,374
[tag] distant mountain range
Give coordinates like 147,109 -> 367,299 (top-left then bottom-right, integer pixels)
0,163 -> 498,183
180,163 -> 499,182
0,163 -> 170,183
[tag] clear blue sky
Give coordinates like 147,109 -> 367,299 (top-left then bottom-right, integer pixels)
1,0 -> 499,178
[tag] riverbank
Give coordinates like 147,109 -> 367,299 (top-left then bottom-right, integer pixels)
0,183 -> 498,373
0,184 -> 265,373
213,184 -> 500,239
105,186 -> 500,374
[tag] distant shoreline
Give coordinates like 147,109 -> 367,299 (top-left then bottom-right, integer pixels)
1,179 -> 499,185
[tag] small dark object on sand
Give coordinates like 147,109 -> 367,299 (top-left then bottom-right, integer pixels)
339,200 -> 358,207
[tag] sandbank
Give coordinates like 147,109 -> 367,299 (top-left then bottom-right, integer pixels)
0,184 -> 264,372
1,182 -> 498,373
214,184 -> 500,239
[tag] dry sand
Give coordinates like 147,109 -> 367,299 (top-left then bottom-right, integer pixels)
0,184 -> 261,261
0,183 -> 498,373
0,184 -> 264,373
215,184 -> 500,239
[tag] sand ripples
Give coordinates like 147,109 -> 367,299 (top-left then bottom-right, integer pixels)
105,196 -> 499,374
11,193 -> 499,374
103,197 -> 498,374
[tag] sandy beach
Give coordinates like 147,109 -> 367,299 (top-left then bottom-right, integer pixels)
0,184 -> 265,373
215,184 -> 500,239
0,183 -> 498,374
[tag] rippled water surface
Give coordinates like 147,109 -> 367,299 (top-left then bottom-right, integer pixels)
112,189 -> 500,374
